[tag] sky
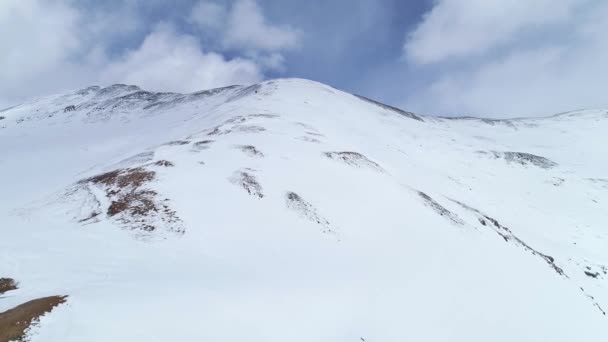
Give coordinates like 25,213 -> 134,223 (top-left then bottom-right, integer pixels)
2,0 -> 608,118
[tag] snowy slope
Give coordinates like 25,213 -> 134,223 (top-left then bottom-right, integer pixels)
1,78 -> 607,341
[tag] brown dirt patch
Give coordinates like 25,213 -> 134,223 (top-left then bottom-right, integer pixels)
79,167 -> 183,234
0,278 -> 18,295
84,167 -> 155,189
0,295 -> 67,342
108,190 -> 158,217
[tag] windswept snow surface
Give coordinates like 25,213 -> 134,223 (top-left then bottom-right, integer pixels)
1,79 -> 607,341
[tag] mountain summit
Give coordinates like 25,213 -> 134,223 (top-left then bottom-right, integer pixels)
1,78 -> 607,341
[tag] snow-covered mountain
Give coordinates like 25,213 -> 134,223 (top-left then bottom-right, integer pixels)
1,78 -> 607,341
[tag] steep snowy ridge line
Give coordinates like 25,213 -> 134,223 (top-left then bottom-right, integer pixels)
1,78 -> 607,341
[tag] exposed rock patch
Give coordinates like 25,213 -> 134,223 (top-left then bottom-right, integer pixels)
448,199 -> 606,316
230,170 -> 264,198
452,200 -> 565,276
232,125 -> 266,134
585,271 -> 600,278
580,287 -> 606,316
285,192 -> 335,235
77,167 -> 183,234
441,116 -> 518,128
297,136 -> 321,143
0,278 -> 18,295
417,192 -> 464,225
324,151 -> 384,172
192,140 -> 214,151
163,140 -> 190,146
584,264 -> 607,279
247,113 -> 279,119
478,151 -> 557,169
154,160 -> 174,167
354,94 -> 424,122
206,125 -> 232,136
63,105 -> 76,113
235,145 -> 264,158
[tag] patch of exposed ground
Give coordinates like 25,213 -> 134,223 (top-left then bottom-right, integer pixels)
77,167 -> 183,234
451,199 -> 606,316
230,170 -> 264,198
478,151 -> 557,169
440,116 -> 518,128
207,124 -> 266,136
199,114 -> 275,137
584,264 -> 607,279
297,136 -> 321,143
580,287 -> 606,316
85,167 -> 154,189
0,295 -> 67,342
417,192 -> 464,225
191,140 -> 214,151
324,151 -> 384,172
294,122 -> 314,129
247,113 -> 279,119
0,278 -> 18,295
452,199 -> 564,276
206,126 -> 228,136
285,192 -> 335,235
235,145 -> 264,158
232,125 -> 266,133
154,160 -> 174,167
163,140 -> 190,146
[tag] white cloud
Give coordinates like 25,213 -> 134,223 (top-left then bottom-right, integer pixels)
404,0 -> 581,64
223,0 -> 300,52
187,0 -> 300,74
0,0 -> 92,105
404,0 -> 608,117
102,24 -> 263,93
0,0 -> 274,107
188,1 -> 226,30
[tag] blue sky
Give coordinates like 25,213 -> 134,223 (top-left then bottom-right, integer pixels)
2,0 -> 608,118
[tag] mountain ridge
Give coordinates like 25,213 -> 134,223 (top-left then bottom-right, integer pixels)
2,78 -> 607,123
1,77 -> 607,341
